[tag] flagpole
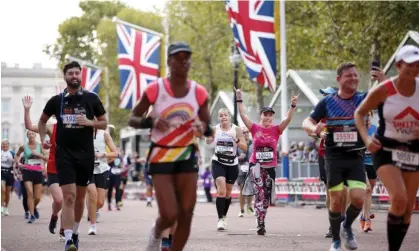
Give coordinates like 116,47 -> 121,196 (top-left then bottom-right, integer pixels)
279,0 -> 289,179
64,55 -> 110,122
112,17 -> 164,38
163,7 -> 170,77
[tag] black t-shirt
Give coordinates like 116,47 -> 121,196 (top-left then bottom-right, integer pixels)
43,90 -> 106,158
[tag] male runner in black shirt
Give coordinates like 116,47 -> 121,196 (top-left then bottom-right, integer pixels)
38,61 -> 107,251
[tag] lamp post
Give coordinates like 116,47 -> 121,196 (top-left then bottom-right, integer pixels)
229,45 -> 241,125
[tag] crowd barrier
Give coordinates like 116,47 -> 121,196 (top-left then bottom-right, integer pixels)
123,178 -> 419,211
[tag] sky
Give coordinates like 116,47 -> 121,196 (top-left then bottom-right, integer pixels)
0,0 -> 166,69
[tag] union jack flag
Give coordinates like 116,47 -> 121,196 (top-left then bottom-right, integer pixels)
226,0 -> 277,92
81,66 -> 102,94
116,23 -> 162,110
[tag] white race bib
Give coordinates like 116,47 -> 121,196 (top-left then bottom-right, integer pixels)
256,151 -> 274,160
111,168 -> 121,175
333,132 -> 357,143
240,164 -> 249,172
216,146 -> 234,153
28,159 -> 41,165
62,114 -> 77,125
392,150 -> 419,166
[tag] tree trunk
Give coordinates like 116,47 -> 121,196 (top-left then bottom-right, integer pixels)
206,57 -> 217,104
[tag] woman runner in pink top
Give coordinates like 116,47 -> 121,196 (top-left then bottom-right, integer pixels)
235,88 -> 299,235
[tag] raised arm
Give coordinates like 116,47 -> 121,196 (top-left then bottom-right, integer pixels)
234,88 -> 252,130
39,96 -> 57,147
278,92 -> 299,132
23,96 -> 53,136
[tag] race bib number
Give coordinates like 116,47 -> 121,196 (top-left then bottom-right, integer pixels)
256,152 -> 274,160
62,114 -> 77,125
28,159 -> 41,165
392,150 -> 419,166
94,161 -> 100,168
240,164 -> 249,172
111,168 -> 121,175
333,132 -> 357,143
216,146 -> 234,153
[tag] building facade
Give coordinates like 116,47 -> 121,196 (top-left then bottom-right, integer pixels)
1,62 -> 65,149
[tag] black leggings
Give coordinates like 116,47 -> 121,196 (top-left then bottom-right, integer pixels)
20,181 -> 29,212
107,174 -> 121,204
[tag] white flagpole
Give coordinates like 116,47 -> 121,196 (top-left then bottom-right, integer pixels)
279,0 -> 289,179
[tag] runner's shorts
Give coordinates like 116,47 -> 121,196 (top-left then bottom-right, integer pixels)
55,146 -> 94,187
47,173 -> 60,187
325,151 -> 366,189
365,164 -> 377,180
148,158 -> 199,175
22,169 -> 44,185
1,169 -> 14,187
212,160 -> 239,184
88,170 -> 109,189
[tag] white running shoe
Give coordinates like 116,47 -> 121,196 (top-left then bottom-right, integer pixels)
145,224 -> 161,251
217,219 -> 225,231
2,207 -> 9,216
88,225 -> 97,235
223,216 -> 228,228
238,211 -> 244,217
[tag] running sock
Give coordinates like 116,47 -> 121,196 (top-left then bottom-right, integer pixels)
224,198 -> 232,217
72,222 -> 80,235
399,222 -> 410,248
216,197 -> 226,219
387,213 -> 403,251
64,229 -> 73,242
328,210 -> 342,242
343,204 -> 362,228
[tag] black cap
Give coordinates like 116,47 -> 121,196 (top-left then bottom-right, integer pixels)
260,106 -> 275,114
167,42 -> 192,57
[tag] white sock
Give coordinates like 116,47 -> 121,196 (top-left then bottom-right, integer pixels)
90,223 -> 96,228
72,222 -> 80,235
147,197 -> 152,202
64,229 -> 73,242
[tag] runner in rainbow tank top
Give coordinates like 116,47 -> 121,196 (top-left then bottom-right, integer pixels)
128,42 -> 212,251
235,87 -> 299,235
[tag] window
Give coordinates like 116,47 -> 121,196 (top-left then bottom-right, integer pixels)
2,123 -> 10,140
1,99 -> 10,113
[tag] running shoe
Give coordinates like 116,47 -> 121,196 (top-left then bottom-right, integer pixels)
216,219 -> 226,231
325,227 -> 332,238
72,234 -> 79,249
363,220 -> 372,232
247,207 -> 255,215
59,228 -> 65,241
88,225 -> 97,235
238,210 -> 244,218
28,215 -> 36,224
49,214 -> 58,234
24,211 -> 29,219
64,240 -> 77,251
340,222 -> 358,250
329,240 -> 342,251
34,208 -> 40,219
2,207 -> 9,216
146,224 -> 161,251
257,222 -> 266,235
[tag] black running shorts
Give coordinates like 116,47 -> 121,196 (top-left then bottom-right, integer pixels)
88,171 -> 109,189
22,169 -> 44,185
365,164 -> 377,180
318,155 -> 327,185
211,160 -> 239,184
1,170 -> 14,187
47,173 -> 60,187
374,148 -> 419,172
325,151 -> 366,190
55,147 -> 94,187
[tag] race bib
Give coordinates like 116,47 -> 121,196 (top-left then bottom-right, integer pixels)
255,146 -> 274,162
392,150 -> 419,166
28,159 -> 41,165
333,132 -> 357,143
111,168 -> 121,175
62,114 -> 77,125
240,164 -> 249,172
215,145 -> 234,153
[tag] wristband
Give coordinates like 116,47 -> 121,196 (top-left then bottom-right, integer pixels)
291,104 -> 296,108
236,100 -> 243,103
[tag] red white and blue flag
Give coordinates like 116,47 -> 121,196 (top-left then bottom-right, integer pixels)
226,0 -> 277,92
81,66 -> 102,94
116,23 -> 162,110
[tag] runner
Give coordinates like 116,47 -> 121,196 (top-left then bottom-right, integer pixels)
236,88 -> 298,235
309,87 -> 349,238
38,61 -> 107,251
359,112 -> 377,233
303,62 -> 367,251
142,151 -> 154,207
206,108 -> 247,231
13,131 -> 48,223
86,127 -> 118,235
15,153 -> 29,219
128,42 -> 211,251
354,45 -> 419,251
22,95 -> 65,239
236,127 -> 254,217
1,140 -> 15,216
107,151 -> 122,211
118,149 -> 130,208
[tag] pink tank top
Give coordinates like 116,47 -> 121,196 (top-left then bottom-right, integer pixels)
249,123 -> 281,168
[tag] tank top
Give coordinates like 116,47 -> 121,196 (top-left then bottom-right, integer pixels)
146,77 -> 207,164
1,150 -> 14,171
93,130 -> 109,174
24,143 -> 43,171
212,124 -> 238,166
47,124 -> 57,174
376,78 -> 419,166
249,123 -> 281,168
